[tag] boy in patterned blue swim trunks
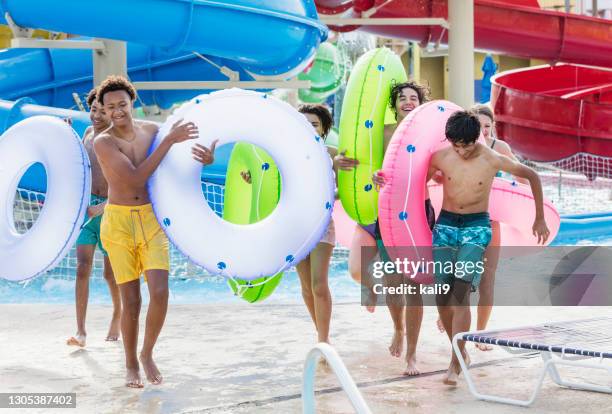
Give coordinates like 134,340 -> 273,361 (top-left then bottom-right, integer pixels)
426,110 -> 550,386
67,89 -> 121,348
77,195 -> 108,253
432,210 -> 492,291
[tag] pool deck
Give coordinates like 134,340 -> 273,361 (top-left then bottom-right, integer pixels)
1,303 -> 611,413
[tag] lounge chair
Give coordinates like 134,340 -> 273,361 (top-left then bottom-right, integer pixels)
453,317 -> 612,406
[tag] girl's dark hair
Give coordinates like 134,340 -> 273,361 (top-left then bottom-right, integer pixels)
389,81 -> 430,119
298,104 -> 333,138
445,110 -> 481,145
97,75 -> 137,105
472,104 -> 495,122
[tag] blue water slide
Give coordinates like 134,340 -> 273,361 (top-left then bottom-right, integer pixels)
0,98 -> 91,193
0,42 -> 255,109
0,98 -> 89,136
0,0 -> 327,78
0,98 -> 232,192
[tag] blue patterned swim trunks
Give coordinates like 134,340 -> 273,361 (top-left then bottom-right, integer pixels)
432,210 -> 492,290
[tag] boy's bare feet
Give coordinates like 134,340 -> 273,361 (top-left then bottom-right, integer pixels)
475,342 -> 493,351
443,350 -> 470,386
139,353 -> 162,385
388,329 -> 404,358
403,353 -> 420,376
443,360 -> 460,386
66,333 -> 86,347
125,367 -> 144,389
106,316 -> 121,341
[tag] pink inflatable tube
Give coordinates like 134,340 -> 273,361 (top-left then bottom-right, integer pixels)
378,100 -> 560,284
332,200 -> 357,249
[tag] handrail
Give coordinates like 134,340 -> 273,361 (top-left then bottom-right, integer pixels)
302,343 -> 372,414
561,83 -> 612,100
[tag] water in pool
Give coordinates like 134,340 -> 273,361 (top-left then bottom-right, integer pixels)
3,181 -> 611,304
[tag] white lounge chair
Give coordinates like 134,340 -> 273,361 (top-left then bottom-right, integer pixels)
453,317 -> 612,407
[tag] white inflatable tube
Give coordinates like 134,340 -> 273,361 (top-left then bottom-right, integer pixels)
0,116 -> 91,281
148,89 -> 335,280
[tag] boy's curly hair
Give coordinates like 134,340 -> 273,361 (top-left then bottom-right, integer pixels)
97,75 -> 137,105
389,80 -> 431,119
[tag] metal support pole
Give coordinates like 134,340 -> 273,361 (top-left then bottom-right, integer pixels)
93,39 -> 127,86
448,0 -> 474,109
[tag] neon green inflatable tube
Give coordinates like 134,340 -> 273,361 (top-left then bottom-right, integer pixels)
299,42 -> 346,103
338,48 -> 407,225
223,142 -> 282,303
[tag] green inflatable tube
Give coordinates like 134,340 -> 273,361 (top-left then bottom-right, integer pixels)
338,48 -> 407,225
299,42 -> 346,103
223,142 -> 283,303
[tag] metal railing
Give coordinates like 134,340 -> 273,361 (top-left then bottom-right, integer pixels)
302,343 -> 371,414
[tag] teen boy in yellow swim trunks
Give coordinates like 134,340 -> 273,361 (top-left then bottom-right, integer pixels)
94,76 -> 217,388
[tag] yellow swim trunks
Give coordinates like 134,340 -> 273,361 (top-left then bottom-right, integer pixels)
100,203 -> 169,285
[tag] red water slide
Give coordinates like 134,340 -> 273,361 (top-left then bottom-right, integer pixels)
316,0 -> 612,170
316,0 -> 612,67
491,64 -> 612,177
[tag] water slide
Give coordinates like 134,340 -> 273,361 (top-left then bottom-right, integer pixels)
0,0 -> 327,191
0,1 -> 327,106
314,0 -> 612,170
315,0 -> 612,67
298,42 -> 347,103
0,43 -> 243,191
491,64 -> 612,177
0,44 -> 257,110
0,95 -> 236,192
0,1 -> 327,78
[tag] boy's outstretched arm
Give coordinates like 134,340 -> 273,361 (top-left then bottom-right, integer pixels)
496,155 -> 551,244
93,119 -> 198,187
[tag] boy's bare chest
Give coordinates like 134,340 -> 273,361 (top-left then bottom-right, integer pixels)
442,157 -> 494,190
116,138 -> 151,167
